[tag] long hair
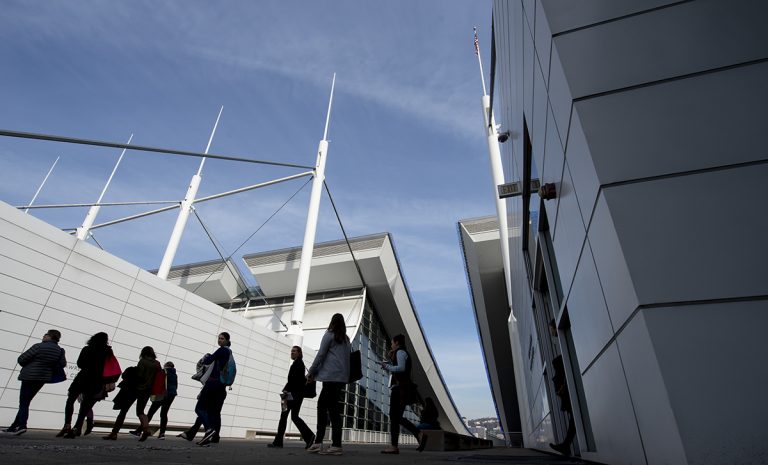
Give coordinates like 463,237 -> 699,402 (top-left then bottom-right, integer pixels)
140,346 -> 156,359
87,332 -> 108,347
328,313 -> 348,344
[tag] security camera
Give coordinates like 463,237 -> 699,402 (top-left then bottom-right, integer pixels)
497,131 -> 510,143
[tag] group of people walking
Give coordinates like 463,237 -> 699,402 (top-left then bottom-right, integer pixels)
4,315 -> 439,456
268,313 -> 439,455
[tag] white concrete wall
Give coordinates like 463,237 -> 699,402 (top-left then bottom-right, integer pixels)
0,200 -> 317,438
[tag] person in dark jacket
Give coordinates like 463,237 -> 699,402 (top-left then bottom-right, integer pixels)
59,332 -> 112,439
103,346 -> 160,441
380,334 -> 420,454
195,332 -> 232,446
131,361 -> 177,439
3,330 -> 66,435
268,346 -> 314,448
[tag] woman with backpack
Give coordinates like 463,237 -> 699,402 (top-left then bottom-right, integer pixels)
195,332 -> 233,446
130,360 -> 177,440
268,346 -> 315,449
3,329 -> 66,435
59,332 -> 112,439
103,346 -> 160,441
306,313 -> 350,456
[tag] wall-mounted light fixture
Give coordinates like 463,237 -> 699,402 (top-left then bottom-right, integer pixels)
539,183 -> 557,200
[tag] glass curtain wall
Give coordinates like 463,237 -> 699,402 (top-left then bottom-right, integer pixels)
341,302 -> 420,439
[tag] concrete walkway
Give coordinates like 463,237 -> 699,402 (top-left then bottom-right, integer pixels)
0,430 -> 589,465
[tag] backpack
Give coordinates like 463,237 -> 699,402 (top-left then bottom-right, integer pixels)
219,348 -> 237,386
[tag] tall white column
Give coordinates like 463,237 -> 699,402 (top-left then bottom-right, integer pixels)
157,107 -> 223,280
482,95 -> 514,320
286,74 -> 336,347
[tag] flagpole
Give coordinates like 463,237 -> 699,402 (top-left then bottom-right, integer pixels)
475,27 -> 488,96
25,156 -> 59,213
475,27 -> 513,320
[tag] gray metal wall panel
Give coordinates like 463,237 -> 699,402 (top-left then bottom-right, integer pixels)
553,0 -> 768,98
603,163 -> 768,304
576,61 -> 768,185
588,194 -> 639,331
540,0 -> 679,34
550,164 -> 586,298
534,0 -> 552,86
618,312 -> 688,465
581,343 -> 646,465
565,111 -> 600,228
565,241 -> 614,373
643,301 -> 768,465
546,44 -> 572,149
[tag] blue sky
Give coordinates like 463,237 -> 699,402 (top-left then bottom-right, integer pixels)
0,1 -> 499,419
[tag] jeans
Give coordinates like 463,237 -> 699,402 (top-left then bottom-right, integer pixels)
274,397 -> 313,445
315,382 -> 344,447
11,381 -> 45,429
388,385 -> 419,447
195,381 -> 227,433
146,395 -> 176,436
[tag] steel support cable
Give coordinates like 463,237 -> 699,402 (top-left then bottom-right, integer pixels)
0,128 -> 314,170
190,207 -> 288,330
323,180 -> 368,290
184,177 -> 311,323
189,207 -> 249,298
187,176 -> 311,293
78,171 -> 313,232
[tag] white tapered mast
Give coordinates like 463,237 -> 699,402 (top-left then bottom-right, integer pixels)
157,106 -> 223,280
475,27 -> 513,320
25,156 -> 60,213
76,134 -> 133,240
286,74 -> 336,346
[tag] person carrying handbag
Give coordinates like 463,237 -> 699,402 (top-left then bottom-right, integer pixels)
3,330 -> 66,436
268,346 -> 315,449
59,332 -> 113,439
306,313 -> 350,456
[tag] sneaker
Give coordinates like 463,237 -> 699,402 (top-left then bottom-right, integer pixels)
177,431 -> 193,441
197,429 -> 217,446
306,443 -> 323,453
55,426 -> 71,438
139,430 -> 151,442
157,434 -> 165,440
2,426 -> 17,434
381,446 -> 399,454
319,446 -> 343,456
129,430 -> 141,437
13,427 -> 27,436
304,433 -> 316,449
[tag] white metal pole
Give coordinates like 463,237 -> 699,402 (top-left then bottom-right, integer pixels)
286,74 -> 336,346
482,99 -> 514,320
157,106 -> 223,280
77,134 -> 133,240
25,156 -> 59,213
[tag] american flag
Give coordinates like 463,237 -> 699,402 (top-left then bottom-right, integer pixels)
474,27 -> 479,55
